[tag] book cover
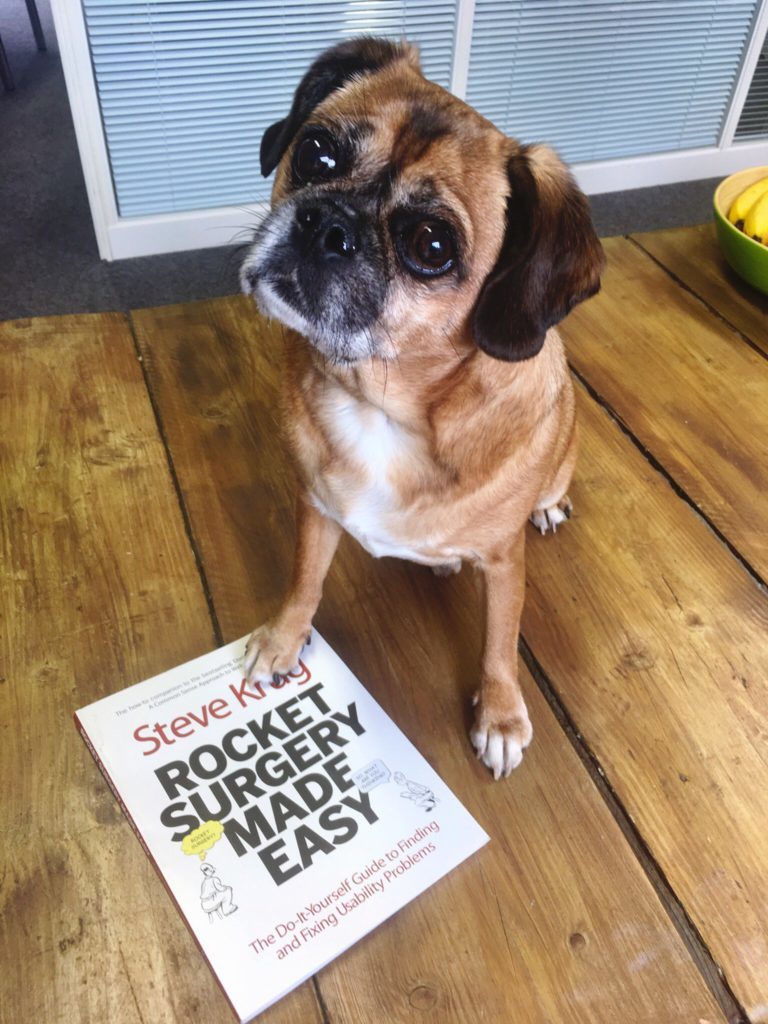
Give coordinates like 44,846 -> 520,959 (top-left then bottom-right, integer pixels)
75,631 -> 489,1021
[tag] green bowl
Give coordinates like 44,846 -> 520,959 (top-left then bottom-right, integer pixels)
713,165 -> 768,296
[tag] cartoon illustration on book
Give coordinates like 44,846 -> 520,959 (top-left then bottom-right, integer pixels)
351,759 -> 439,812
200,863 -> 238,922
393,771 -> 438,812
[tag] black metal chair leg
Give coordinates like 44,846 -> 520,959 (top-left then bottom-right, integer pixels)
25,0 -> 46,52
0,35 -> 15,91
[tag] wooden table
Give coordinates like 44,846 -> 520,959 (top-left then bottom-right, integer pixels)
2,224 -> 767,1023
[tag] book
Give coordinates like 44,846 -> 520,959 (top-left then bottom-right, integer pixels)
75,631 -> 489,1021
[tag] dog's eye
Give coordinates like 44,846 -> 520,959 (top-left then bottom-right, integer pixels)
293,131 -> 341,183
401,220 -> 455,277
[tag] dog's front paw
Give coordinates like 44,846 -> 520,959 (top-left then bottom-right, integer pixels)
470,691 -> 532,779
243,621 -> 311,684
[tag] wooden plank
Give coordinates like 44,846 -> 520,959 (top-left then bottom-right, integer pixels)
133,297 -> 724,1024
560,235 -> 768,581
523,385 -> 768,1020
632,224 -> 768,356
0,314 -> 323,1024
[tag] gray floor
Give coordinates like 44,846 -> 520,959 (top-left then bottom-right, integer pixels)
0,1 -> 721,322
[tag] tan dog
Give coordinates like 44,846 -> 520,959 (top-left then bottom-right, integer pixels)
240,37 -> 604,779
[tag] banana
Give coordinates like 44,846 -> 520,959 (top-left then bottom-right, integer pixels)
743,190 -> 768,244
728,176 -> 768,225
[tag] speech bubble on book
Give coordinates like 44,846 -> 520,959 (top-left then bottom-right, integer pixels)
352,759 -> 391,793
181,820 -> 224,861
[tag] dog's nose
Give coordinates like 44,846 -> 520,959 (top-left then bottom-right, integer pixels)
323,223 -> 357,257
295,204 -> 359,259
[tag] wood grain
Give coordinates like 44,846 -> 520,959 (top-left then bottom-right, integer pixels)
560,235 -> 768,581
133,297 -> 723,1023
631,224 -> 768,355
524,385 -> 768,1018
0,314 -> 323,1024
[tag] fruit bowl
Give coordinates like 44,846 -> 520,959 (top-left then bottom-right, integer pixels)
713,166 -> 768,296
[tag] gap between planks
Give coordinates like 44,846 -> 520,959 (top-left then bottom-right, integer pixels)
518,636 -> 749,1024
556,242 -> 768,1021
625,235 -> 768,366
568,366 -> 766,594
126,311 -> 224,649
311,978 -> 332,1024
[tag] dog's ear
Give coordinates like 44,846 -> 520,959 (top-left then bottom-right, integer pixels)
472,145 -> 605,362
260,37 -> 419,177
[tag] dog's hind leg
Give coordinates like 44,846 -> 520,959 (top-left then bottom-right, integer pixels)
530,494 -> 573,535
432,560 -> 462,577
529,422 -> 577,535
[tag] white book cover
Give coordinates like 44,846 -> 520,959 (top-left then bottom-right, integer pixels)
75,632 -> 489,1021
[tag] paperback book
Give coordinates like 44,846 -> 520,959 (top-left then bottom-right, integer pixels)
75,631 -> 488,1021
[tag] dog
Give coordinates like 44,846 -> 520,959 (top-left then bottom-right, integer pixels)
240,37 -> 604,779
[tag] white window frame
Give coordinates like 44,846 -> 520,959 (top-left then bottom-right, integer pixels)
52,0 -> 768,261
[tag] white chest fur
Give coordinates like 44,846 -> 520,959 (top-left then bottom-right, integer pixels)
308,387 -> 447,565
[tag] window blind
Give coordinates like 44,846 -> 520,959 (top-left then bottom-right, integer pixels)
735,25 -> 768,140
82,1 -> 458,217
466,0 -> 759,164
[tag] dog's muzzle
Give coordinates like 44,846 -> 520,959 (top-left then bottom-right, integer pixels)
241,194 -> 389,362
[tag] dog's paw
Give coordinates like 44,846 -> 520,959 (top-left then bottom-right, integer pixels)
530,495 -> 573,535
243,621 -> 311,685
431,560 -> 462,578
470,697 -> 533,779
